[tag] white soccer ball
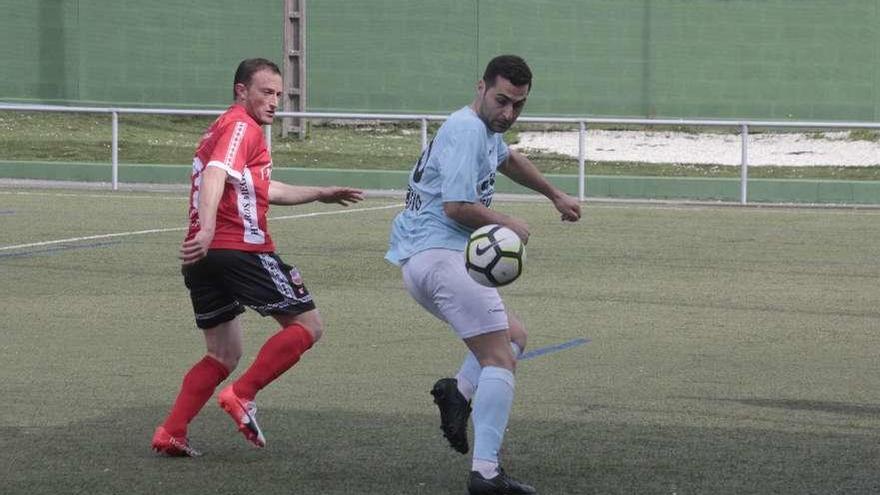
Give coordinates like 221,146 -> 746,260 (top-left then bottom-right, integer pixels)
465,224 -> 525,287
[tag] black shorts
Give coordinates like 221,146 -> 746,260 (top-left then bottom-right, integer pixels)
182,249 -> 316,329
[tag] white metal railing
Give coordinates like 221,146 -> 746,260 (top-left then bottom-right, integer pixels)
3,102 -> 880,204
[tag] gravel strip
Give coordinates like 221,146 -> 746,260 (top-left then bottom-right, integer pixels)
513,130 -> 880,167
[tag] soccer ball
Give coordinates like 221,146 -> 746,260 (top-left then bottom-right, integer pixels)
465,224 -> 525,287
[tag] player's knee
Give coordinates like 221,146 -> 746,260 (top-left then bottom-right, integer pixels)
209,350 -> 241,372
505,354 -> 518,373
277,310 -> 323,343
508,320 -> 528,352
494,354 -> 518,372
297,311 -> 324,344
305,319 -> 324,343
478,347 -> 517,372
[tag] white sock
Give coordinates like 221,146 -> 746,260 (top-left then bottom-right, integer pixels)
510,341 -> 522,359
455,352 -> 480,400
472,458 -> 499,478
470,366 -> 515,470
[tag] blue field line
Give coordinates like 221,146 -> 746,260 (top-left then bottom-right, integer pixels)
0,240 -> 121,259
0,210 -> 15,215
520,337 -> 591,361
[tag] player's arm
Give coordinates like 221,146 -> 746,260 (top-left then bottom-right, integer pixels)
439,129 -> 531,242
498,149 -> 581,222
444,201 -> 531,244
180,165 -> 225,265
267,181 -> 364,206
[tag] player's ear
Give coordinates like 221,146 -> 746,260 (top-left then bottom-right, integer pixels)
476,79 -> 485,95
233,82 -> 248,101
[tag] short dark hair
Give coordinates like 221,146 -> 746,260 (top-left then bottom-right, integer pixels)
482,55 -> 532,90
233,58 -> 281,99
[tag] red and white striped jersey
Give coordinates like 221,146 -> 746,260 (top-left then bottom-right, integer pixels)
185,104 -> 275,252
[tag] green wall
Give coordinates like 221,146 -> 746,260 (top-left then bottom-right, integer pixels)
0,0 -> 282,108
2,0 -> 879,120
307,0 -> 880,120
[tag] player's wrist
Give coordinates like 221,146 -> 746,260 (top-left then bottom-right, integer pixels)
547,188 -> 567,202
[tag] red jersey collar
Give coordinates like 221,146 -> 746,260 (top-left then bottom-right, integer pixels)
228,103 -> 261,128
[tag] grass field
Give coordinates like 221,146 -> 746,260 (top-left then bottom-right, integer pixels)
3,111 -> 880,180
2,188 -> 880,494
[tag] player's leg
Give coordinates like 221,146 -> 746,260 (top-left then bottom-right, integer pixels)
153,254 -> 244,456
153,317 -> 242,456
217,311 -> 317,448
160,319 -> 242,432
462,331 -> 515,471
455,313 -> 527,401
405,248 -> 535,491
418,251 -> 534,494
228,309 -> 320,401
153,322 -> 242,456
403,250 -> 480,454
153,319 -> 240,456
216,251 -> 318,447
462,330 -> 535,494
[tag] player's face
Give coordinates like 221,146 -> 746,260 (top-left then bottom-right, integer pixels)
235,69 -> 283,125
475,75 -> 529,133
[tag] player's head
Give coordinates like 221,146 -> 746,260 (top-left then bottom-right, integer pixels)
233,58 -> 282,125
473,55 -> 532,133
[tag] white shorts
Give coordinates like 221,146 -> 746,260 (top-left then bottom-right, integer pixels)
401,248 -> 509,339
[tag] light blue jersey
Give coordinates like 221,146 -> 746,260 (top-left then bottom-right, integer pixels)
386,106 -> 509,266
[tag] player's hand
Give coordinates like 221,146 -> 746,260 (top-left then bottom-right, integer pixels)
553,194 -> 582,222
504,217 -> 531,245
319,187 -> 365,206
179,230 -> 213,266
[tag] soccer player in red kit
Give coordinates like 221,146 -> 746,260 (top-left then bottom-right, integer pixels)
152,58 -> 364,456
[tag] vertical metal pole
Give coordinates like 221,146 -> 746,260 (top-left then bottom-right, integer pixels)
420,118 -> 428,151
740,124 -> 748,205
578,121 -> 586,201
111,111 -> 119,191
264,124 -> 272,153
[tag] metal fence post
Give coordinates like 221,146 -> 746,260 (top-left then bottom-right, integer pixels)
264,124 -> 272,153
578,121 -> 586,201
112,110 -> 119,191
5,103 -> 880,205
740,123 -> 748,205
420,118 -> 428,151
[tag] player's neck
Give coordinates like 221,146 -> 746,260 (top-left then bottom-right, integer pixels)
468,102 -> 491,131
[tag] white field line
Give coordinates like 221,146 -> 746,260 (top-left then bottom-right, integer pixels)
0,203 -> 403,252
0,190 -> 185,200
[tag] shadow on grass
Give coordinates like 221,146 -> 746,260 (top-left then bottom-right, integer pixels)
2,404 -> 880,495
731,398 -> 880,417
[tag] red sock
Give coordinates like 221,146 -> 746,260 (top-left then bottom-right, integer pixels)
233,323 -> 314,401
162,355 -> 230,437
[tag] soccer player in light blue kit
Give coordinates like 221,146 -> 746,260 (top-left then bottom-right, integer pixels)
386,55 -> 581,495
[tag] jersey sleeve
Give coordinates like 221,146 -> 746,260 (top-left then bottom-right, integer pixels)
496,136 -> 510,166
439,129 -> 483,203
205,121 -> 259,181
